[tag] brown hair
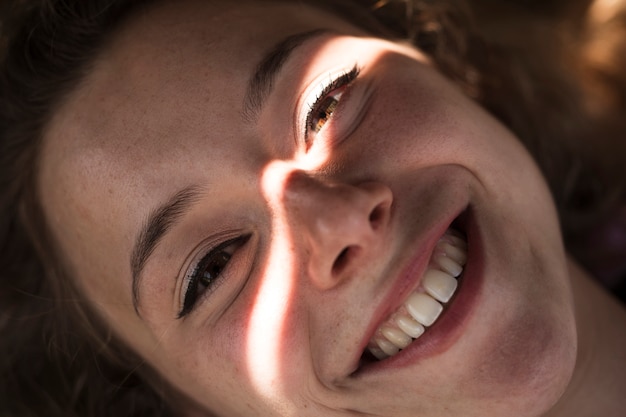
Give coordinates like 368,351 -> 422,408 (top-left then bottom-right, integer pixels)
464,0 -> 626,274
1,0 -> 624,416
0,1 -> 185,415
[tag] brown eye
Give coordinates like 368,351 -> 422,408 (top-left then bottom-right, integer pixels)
309,92 -> 343,134
304,66 -> 360,145
179,234 -> 251,318
199,251 -> 231,288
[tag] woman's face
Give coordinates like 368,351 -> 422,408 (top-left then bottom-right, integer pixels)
39,1 -> 577,416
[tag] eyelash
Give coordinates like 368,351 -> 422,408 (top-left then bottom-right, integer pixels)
178,234 -> 251,318
304,65 -> 360,146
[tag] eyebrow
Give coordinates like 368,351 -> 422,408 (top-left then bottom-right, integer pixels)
242,28 -> 330,122
131,186 -> 202,313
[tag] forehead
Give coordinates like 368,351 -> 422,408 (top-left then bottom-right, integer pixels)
40,0 -> 367,191
42,0 -> 362,175
54,1 -> 322,150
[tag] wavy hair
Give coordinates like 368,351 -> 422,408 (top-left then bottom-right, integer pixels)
1,0 -> 624,415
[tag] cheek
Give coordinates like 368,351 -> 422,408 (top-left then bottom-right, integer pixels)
172,298 -> 306,414
474,313 -> 571,389
458,293 -> 576,414
342,69 -> 477,177
161,319 -> 259,414
243,283 -> 313,397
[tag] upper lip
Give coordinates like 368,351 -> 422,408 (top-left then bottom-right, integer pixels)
348,206 -> 467,374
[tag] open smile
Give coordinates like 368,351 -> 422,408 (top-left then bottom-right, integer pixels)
366,227 -> 467,360
354,209 -> 483,375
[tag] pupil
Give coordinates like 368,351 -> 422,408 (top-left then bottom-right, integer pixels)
313,97 -> 339,132
200,251 -> 231,287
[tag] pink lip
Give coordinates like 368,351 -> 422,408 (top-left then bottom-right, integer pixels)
351,206 -> 483,377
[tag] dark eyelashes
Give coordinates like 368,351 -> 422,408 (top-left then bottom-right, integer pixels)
178,234 -> 251,318
304,65 -> 360,144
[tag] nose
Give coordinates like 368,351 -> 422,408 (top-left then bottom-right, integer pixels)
282,171 -> 393,290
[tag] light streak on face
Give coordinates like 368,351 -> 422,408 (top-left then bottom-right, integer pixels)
245,161 -> 300,410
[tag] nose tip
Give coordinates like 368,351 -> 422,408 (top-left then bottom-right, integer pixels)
282,172 -> 393,290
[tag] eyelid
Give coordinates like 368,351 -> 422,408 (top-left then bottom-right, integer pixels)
295,65 -> 360,146
177,232 -> 250,318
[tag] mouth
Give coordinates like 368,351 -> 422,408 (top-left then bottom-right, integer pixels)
361,227 -> 467,364
364,226 -> 467,362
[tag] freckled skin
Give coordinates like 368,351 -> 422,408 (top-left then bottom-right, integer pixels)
36,1 -> 586,416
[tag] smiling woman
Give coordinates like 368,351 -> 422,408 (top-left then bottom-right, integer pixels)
1,0 -> 625,416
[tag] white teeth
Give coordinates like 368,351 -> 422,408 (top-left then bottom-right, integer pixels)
369,346 -> 388,361
381,326 -> 413,349
365,228 -> 468,362
405,292 -> 443,326
435,254 -> 463,277
375,337 -> 400,357
395,315 -> 425,339
438,242 -> 467,265
423,269 -> 458,303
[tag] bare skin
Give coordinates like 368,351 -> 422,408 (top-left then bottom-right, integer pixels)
550,262 -> 626,417
37,0 -> 626,415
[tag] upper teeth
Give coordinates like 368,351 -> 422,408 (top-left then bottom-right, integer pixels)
367,229 -> 468,360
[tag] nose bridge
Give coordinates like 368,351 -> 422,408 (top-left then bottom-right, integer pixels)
283,171 -> 384,234
283,171 -> 355,225
281,170 -> 393,289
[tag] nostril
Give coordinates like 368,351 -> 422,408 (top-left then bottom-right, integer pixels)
332,246 -> 357,276
369,203 -> 387,230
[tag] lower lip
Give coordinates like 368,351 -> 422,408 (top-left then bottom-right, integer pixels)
353,209 -> 484,377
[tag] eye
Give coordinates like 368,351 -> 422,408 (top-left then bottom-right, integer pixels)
304,65 -> 360,147
178,234 -> 251,318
